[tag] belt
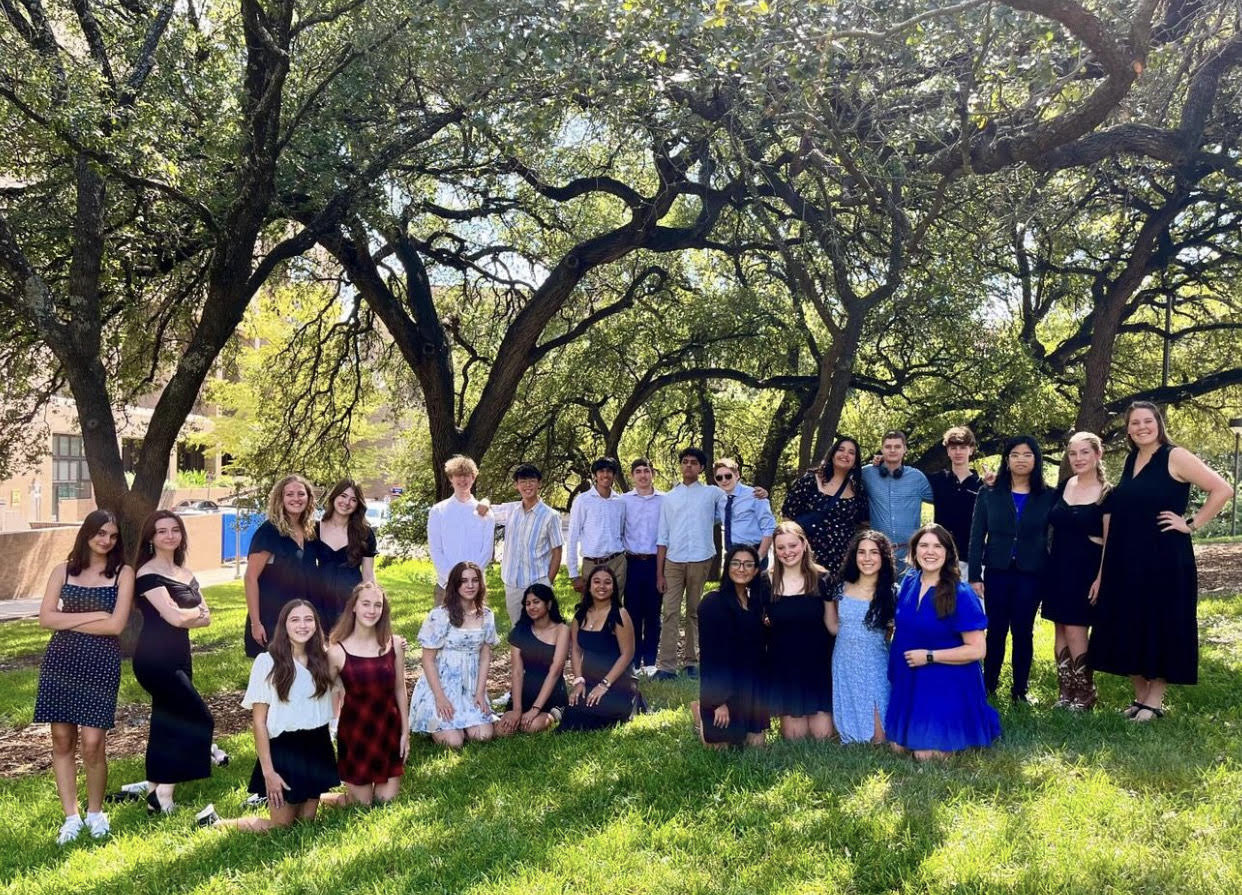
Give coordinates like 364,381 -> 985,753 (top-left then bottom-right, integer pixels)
583,551 -> 624,565
626,552 -> 657,560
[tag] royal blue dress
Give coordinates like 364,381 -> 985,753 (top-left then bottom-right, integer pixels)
885,571 -> 1000,752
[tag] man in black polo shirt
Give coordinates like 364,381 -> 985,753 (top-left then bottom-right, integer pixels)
929,426 -> 983,575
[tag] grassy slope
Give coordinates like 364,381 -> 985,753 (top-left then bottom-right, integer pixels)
0,561 -> 1239,894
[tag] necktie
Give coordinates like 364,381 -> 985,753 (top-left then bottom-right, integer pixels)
725,494 -> 734,548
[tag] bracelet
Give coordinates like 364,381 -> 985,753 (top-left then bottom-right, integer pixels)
531,704 -> 544,712
1186,517 -> 1199,532
573,676 -> 586,687
598,678 -> 611,690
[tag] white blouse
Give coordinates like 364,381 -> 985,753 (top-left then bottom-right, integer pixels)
241,652 -> 335,739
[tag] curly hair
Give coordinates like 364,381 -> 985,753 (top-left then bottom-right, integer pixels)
838,530 -> 897,631
266,474 -> 317,542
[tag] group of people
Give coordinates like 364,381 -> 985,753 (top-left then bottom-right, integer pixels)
32,401 -> 1233,843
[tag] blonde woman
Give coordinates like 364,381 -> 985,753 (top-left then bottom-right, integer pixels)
1043,432 -> 1108,710
764,521 -> 835,741
244,475 -> 318,658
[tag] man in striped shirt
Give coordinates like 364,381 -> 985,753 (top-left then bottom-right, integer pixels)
478,464 -> 564,625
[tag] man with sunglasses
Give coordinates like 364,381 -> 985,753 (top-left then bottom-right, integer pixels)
712,458 -> 775,569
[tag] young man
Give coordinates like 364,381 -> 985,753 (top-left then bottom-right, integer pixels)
426,455 -> 495,606
929,426 -> 983,575
478,464 -> 563,626
620,458 -> 664,676
860,430 -> 933,570
712,457 -> 776,566
655,447 -> 724,680
567,457 -> 628,594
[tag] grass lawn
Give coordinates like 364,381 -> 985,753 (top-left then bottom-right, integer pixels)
1,560 -> 1240,894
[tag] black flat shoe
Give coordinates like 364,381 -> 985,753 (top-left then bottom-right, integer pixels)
104,790 -> 143,804
195,804 -> 220,828
210,745 -> 230,767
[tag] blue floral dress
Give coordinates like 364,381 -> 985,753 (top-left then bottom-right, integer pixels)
409,607 -> 500,732
831,584 -> 891,744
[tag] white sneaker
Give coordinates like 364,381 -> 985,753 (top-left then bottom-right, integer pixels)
56,815 -> 84,845
642,665 -> 658,678
85,812 -> 110,839
121,780 -> 150,795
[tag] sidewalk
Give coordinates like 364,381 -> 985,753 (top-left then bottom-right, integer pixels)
0,562 -> 247,622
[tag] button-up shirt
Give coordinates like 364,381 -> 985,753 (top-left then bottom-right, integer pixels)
721,483 -> 777,548
621,488 -> 664,554
493,499 -> 563,589
427,494 -> 496,586
929,468 -> 982,559
567,487 -> 627,577
861,464 -> 933,560
657,481 -> 725,564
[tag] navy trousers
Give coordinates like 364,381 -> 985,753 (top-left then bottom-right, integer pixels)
982,566 -> 1042,698
624,555 -> 661,668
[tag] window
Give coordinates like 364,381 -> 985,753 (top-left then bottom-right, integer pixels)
52,434 -> 92,518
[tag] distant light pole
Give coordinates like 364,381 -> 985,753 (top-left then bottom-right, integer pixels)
1230,417 -> 1242,537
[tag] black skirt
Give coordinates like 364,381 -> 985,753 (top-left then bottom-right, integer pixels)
248,725 -> 339,805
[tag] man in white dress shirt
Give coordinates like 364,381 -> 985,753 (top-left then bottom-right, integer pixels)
567,457 -> 628,594
426,455 -> 495,605
621,457 -> 663,675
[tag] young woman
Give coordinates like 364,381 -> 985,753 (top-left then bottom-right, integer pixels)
1043,432 -> 1108,710
408,561 -> 499,748
244,475 -> 318,658
35,510 -> 134,844
496,583 -> 570,736
133,511 -> 219,814
1089,401 -> 1233,722
327,582 -> 408,805
197,600 -> 338,831
781,436 -> 868,585
764,521 -> 835,741
559,565 -> 637,731
313,479 -> 378,634
692,544 -> 769,748
827,530 -> 897,745
887,525 -> 1000,760
967,435 -> 1057,703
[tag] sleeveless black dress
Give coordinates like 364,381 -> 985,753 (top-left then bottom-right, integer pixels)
508,625 -> 569,712
134,573 -> 214,783
559,627 -> 635,731
1089,445 -> 1198,684
312,522 -> 378,635
764,574 -> 835,716
1041,485 -> 1104,627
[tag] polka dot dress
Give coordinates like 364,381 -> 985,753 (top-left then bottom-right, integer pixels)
34,582 -> 122,730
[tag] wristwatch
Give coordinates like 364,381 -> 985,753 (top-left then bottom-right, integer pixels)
1186,517 -> 1199,532
926,650 -> 935,665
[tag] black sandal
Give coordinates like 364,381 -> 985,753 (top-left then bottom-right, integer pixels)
1121,700 -> 1142,718
1130,703 -> 1165,722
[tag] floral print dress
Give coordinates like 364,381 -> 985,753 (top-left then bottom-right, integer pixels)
409,606 -> 500,732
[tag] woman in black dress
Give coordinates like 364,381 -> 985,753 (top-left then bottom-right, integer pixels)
1043,432 -> 1108,710
244,474 -> 318,658
133,510 -> 218,814
496,583 -> 570,735
35,510 -> 134,845
560,565 -> 637,731
313,479 -> 377,634
781,436 -> 868,583
765,521 -> 835,741
693,544 -> 769,748
1089,402 -> 1233,722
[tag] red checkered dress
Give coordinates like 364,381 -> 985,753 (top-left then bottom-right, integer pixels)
336,649 -> 405,785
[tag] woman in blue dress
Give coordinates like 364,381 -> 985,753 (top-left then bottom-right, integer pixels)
887,524 -> 1000,759
826,530 -> 896,745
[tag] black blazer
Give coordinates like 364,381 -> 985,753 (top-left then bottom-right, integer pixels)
967,485 -> 1056,582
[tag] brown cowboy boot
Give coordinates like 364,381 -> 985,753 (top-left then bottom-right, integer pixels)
1053,646 -> 1073,709
1070,652 -> 1097,711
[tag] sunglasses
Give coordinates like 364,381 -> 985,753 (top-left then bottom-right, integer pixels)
714,473 -> 735,482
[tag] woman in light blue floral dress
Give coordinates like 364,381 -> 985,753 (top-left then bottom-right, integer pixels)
826,531 -> 897,744
409,562 -> 499,748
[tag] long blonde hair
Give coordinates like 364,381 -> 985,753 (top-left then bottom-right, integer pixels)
1067,431 -> 1111,502
266,474 -> 317,541
769,521 -> 826,598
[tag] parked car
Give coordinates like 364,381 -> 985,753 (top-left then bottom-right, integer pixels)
174,499 -> 221,515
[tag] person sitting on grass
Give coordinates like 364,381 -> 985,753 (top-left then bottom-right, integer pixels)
559,565 -> 638,731
496,583 -> 571,735
692,544 -> 769,749
196,599 -> 338,831
325,582 -> 408,806
407,561 -> 499,748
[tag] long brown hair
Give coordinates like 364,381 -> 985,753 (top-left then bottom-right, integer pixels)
138,510 -> 188,567
67,509 -> 125,578
769,521 -> 826,599
908,524 -> 961,619
329,581 -> 393,651
266,599 -> 333,701
266,474 -> 317,542
322,479 -> 373,566
444,561 -> 487,627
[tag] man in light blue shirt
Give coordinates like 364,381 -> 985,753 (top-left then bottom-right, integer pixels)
860,429 -> 933,570
621,457 -> 664,675
712,457 -> 776,565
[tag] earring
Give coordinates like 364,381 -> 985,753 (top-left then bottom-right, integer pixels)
148,542 -> 155,554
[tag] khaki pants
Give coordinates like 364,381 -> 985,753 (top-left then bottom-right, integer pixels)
433,584 -> 446,607
504,578 -> 551,627
656,558 -> 713,672
580,551 -> 627,595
